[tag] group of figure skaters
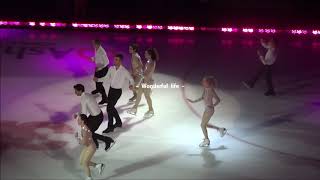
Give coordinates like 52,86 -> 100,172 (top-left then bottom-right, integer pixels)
72,37 -> 277,179
73,40 -> 158,180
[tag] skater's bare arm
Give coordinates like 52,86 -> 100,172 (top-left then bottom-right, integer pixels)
187,90 -> 204,103
212,89 -> 221,107
143,61 -> 155,77
260,39 -> 270,49
124,69 -> 134,90
78,129 -> 90,146
133,56 -> 143,72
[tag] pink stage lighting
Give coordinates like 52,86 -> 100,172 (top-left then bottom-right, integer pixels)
0,21 -> 8,25
258,29 -> 276,33
291,29 -> 308,35
9,21 -> 21,26
135,25 -> 164,30
221,27 -> 238,32
242,28 -> 254,33
114,24 -> 130,29
39,22 -> 46,27
312,30 -> 320,35
71,23 -> 109,29
72,23 -> 78,27
167,26 -> 195,31
38,22 -> 66,27
0,21 -> 21,26
28,22 -> 36,26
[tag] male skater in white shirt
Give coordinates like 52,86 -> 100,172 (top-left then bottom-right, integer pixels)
243,38 -> 278,96
91,40 -> 109,104
73,84 -> 115,151
95,54 -> 134,133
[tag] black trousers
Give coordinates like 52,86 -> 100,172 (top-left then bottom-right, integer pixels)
84,112 -> 114,147
94,66 -> 108,101
107,87 -> 122,129
248,64 -> 274,92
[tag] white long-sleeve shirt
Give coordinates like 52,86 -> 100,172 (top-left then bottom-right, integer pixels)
261,42 -> 277,65
93,46 -> 109,70
98,65 -> 134,89
80,93 -> 101,116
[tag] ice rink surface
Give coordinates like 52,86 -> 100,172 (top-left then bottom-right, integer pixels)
1,28 -> 320,180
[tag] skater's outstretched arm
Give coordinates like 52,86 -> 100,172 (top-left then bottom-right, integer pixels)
187,90 -> 204,103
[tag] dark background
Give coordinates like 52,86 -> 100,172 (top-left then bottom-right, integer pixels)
1,0 -> 319,28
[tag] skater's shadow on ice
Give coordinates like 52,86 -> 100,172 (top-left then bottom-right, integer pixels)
108,115 -> 152,140
276,82 -> 312,96
187,145 -> 226,168
276,74 -> 320,96
104,149 -> 181,179
236,113 -> 294,138
117,103 -> 145,115
34,103 -> 80,124
43,146 -> 83,179
200,148 -> 224,168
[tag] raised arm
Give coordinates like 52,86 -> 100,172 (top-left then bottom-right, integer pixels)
187,90 -> 204,103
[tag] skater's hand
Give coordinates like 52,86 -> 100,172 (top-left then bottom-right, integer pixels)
93,77 -> 98,82
129,85 -> 133,90
91,57 -> 95,62
187,98 -> 194,103
257,50 -> 263,56
73,113 -> 78,119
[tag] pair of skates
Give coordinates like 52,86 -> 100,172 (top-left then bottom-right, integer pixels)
199,128 -> 227,147
127,107 -> 154,118
85,163 -> 105,180
127,96 -> 154,118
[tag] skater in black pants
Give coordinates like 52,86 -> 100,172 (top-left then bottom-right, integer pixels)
74,84 -> 115,151
243,38 -> 278,96
95,54 -> 134,134
91,39 -> 109,105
